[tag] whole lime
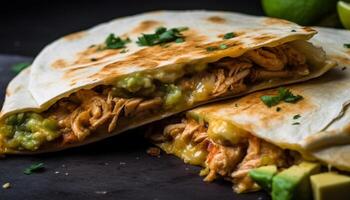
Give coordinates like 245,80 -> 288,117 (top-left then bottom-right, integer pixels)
262,0 -> 338,25
338,1 -> 350,29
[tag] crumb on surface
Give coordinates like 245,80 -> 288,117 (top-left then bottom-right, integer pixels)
2,182 -> 11,189
147,147 -> 161,157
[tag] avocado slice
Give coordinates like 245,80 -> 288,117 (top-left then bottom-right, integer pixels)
249,165 -> 278,192
272,162 -> 320,200
310,172 -> 350,200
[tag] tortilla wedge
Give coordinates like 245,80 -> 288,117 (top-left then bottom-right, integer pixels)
0,11 -> 335,154
146,26 -> 350,193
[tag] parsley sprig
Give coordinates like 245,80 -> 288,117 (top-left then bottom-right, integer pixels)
104,34 -> 131,49
136,27 -> 188,46
24,163 -> 45,175
260,87 -> 303,107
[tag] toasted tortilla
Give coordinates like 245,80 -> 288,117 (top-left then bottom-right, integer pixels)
0,11 -> 335,154
185,27 -> 350,171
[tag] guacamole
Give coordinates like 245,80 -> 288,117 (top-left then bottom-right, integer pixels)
0,113 -> 59,151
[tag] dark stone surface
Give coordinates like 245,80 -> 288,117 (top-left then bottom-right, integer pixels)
0,1 -> 270,199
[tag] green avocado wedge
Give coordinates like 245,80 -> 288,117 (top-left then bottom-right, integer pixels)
249,165 -> 277,192
271,162 -> 320,200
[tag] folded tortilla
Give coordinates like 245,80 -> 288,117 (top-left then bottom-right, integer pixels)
0,11 -> 335,154
146,27 -> 350,193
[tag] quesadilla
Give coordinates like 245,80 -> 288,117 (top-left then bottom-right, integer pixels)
0,11 -> 335,154
146,27 -> 350,194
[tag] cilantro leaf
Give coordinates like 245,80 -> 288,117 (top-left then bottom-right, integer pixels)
136,27 -> 188,46
206,46 -> 219,52
219,44 -> 228,50
260,95 -> 281,107
292,122 -> 300,125
24,163 -> 44,175
105,34 -> 130,49
11,62 -> 31,74
344,44 -> 350,48
260,87 -> 303,107
223,32 -> 235,39
293,114 -> 301,120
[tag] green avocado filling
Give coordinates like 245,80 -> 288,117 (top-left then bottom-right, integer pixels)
0,113 -> 59,151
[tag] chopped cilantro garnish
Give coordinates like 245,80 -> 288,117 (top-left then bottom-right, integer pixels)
260,87 -> 303,107
120,49 -> 128,53
11,62 -> 31,74
223,32 -> 235,39
104,34 -> 130,49
344,43 -> 350,48
219,44 -> 228,49
292,122 -> 300,125
291,29 -> 296,32
293,114 -> 301,120
206,46 -> 219,52
24,163 -> 44,175
276,107 -> 281,112
136,27 -> 188,46
175,38 -> 185,43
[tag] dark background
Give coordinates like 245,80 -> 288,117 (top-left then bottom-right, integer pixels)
0,0 -> 263,56
0,1 -> 269,200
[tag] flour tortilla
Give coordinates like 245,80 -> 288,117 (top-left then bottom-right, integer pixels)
187,27 -> 350,171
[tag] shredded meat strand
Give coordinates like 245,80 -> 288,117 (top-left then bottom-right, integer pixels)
151,118 -> 291,193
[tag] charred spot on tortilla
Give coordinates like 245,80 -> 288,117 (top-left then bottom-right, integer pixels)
131,20 -> 162,34
263,18 -> 294,26
51,59 -> 69,69
207,16 -> 226,24
302,27 -> 316,33
63,31 -> 86,41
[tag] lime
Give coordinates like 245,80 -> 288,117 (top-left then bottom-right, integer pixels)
262,0 -> 338,25
338,1 -> 350,29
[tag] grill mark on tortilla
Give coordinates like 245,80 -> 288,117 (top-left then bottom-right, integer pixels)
87,30 -> 211,79
52,59 -> 69,69
74,47 -> 119,65
252,35 -> 276,43
330,55 -> 350,66
302,27 -> 315,33
207,16 -> 227,24
195,89 -> 315,130
64,31 -> 87,41
263,18 -> 294,26
132,20 -> 162,34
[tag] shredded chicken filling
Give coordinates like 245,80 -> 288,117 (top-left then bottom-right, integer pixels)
0,43 -> 310,151
147,118 -> 296,193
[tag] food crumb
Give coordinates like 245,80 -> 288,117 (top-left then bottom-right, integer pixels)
2,182 -> 11,189
135,157 -> 140,160
95,191 -> 107,195
62,164 -> 66,168
119,162 -> 126,165
104,162 -> 109,166
147,147 -> 161,157
65,172 -> 69,176
54,171 -> 60,174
